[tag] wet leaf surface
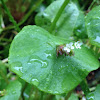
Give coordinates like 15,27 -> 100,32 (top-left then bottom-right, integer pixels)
9,25 -> 99,94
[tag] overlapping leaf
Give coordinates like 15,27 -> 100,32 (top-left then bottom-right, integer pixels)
35,1 -> 79,38
85,5 -> 100,47
68,93 -> 78,100
86,84 -> 100,100
0,81 -> 22,100
74,11 -> 87,38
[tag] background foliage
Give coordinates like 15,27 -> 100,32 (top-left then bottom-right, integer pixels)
0,0 -> 100,100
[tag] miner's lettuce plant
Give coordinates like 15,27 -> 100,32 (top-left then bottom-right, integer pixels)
0,0 -> 100,100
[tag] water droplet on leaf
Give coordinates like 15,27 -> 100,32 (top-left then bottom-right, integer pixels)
28,57 -> 48,68
31,78 -> 39,86
11,62 -> 23,74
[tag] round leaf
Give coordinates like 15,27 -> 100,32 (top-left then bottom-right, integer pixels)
0,81 -> 22,100
85,5 -> 100,47
86,84 -> 100,100
9,25 -> 99,94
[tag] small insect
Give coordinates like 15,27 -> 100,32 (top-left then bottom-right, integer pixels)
56,45 -> 65,56
56,41 -> 82,57
56,45 -> 74,57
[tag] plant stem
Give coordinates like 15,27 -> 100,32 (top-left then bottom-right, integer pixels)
0,38 -> 12,42
2,58 -> 8,63
88,0 -> 96,10
21,82 -> 28,100
45,94 -> 54,100
29,86 -> 34,100
80,79 -> 90,95
1,0 -> 20,32
49,0 -> 70,33
40,91 -> 44,100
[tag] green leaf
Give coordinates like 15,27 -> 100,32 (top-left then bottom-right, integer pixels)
0,61 -> 7,77
18,78 -> 33,100
23,84 -> 41,100
68,93 -> 78,100
86,84 -> 100,100
0,80 -> 22,100
71,0 -> 80,9
9,25 -> 99,94
85,5 -> 100,47
0,61 -> 8,90
23,84 -> 33,100
74,11 -> 87,39
35,1 -> 79,38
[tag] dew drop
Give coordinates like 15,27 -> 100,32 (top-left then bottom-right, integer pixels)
14,67 -> 22,72
54,91 -> 59,94
27,62 -> 31,65
43,12 -> 48,17
48,90 -> 52,93
77,29 -> 81,33
41,61 -> 47,68
96,17 -> 100,19
87,23 -> 90,25
45,53 -> 52,58
11,62 -> 23,73
28,58 -> 48,68
31,78 -> 39,86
